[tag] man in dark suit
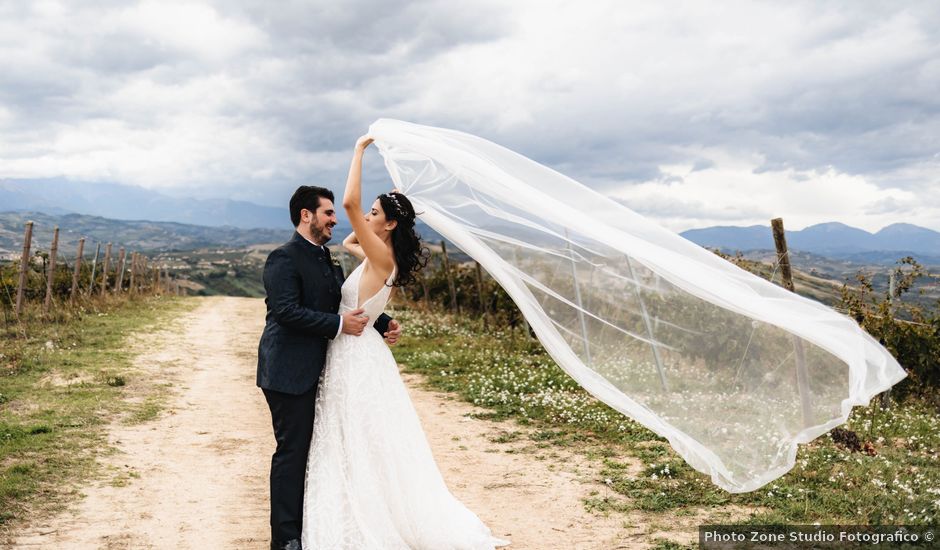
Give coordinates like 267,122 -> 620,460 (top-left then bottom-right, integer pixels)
257,185 -> 401,550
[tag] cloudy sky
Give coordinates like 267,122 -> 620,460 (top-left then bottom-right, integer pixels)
1,0 -> 938,232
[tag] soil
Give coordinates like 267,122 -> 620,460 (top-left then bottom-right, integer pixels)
9,296 -> 719,549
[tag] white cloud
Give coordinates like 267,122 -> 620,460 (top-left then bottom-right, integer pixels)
103,1 -> 266,63
609,152 -> 932,233
0,0 -> 938,230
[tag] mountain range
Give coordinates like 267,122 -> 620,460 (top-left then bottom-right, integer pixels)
1,178 -> 289,229
679,222 -> 940,264
1,179 -> 936,265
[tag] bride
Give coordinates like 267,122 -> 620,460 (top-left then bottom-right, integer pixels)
301,135 -> 509,549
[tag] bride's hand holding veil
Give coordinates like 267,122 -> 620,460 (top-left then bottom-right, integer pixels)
355,135 -> 374,151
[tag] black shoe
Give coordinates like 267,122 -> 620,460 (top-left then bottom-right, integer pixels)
271,539 -> 301,550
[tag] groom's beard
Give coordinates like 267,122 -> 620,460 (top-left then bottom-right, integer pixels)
310,220 -> 335,245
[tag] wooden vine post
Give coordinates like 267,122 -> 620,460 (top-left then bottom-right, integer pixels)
43,226 -> 60,315
15,221 -> 34,319
129,252 -> 137,294
88,243 -> 101,294
440,240 -> 459,314
771,217 -> 812,427
139,256 -> 147,293
70,237 -> 85,302
99,243 -> 112,295
115,247 -> 127,293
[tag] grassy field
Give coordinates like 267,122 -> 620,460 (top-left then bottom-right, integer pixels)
0,296 -> 196,531
390,306 -> 939,528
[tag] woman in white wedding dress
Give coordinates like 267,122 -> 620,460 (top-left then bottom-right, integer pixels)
301,135 -> 509,549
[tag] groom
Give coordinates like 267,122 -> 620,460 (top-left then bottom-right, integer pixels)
257,185 -> 401,550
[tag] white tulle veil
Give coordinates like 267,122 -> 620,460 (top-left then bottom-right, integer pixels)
368,118 -> 906,493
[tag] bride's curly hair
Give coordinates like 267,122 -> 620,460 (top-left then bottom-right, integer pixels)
378,191 -> 430,287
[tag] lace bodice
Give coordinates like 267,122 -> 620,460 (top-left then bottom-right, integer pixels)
339,260 -> 396,328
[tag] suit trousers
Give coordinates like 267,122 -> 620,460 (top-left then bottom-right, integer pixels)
263,385 -> 318,542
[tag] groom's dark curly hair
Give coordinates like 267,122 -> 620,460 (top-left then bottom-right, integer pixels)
289,185 -> 335,226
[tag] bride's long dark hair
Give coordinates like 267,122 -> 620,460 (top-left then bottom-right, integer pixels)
378,192 -> 430,287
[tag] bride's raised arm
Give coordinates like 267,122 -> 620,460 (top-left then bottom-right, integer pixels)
342,135 -> 394,273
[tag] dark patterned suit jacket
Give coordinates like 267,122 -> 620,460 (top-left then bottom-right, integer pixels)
256,232 -> 391,395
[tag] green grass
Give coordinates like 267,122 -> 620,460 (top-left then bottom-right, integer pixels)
0,296 -> 196,529
390,306 -> 940,527
649,540 -> 696,550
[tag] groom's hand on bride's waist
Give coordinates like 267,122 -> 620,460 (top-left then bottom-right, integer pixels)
341,308 -> 369,336
383,319 -> 402,345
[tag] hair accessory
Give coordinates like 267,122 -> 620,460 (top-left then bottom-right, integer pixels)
383,192 -> 404,216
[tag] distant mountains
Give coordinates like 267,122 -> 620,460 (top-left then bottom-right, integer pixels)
0,178 -> 290,229
681,222 -> 940,265
0,178 -> 444,241
2,178 -> 935,265
0,210 -> 440,258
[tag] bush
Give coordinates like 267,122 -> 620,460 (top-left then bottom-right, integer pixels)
839,257 -> 940,402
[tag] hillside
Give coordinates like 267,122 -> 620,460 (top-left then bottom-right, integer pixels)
0,211 -> 292,258
3,211 -> 933,304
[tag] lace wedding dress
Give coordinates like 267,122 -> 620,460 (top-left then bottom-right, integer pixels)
302,260 -> 509,549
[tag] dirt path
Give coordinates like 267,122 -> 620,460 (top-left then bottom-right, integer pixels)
10,297 -> 647,549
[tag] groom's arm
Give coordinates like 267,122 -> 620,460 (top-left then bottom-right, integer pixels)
264,249 -> 341,338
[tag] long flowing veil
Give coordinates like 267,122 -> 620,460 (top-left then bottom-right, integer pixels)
368,118 -> 906,493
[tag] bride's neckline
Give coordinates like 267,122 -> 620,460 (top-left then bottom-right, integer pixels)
355,259 -> 396,309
